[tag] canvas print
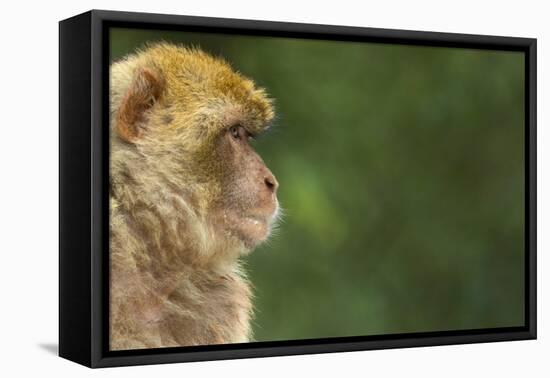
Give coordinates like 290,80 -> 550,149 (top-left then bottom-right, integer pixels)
108,28 -> 525,351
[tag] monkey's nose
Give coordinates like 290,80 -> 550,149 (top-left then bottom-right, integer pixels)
264,174 -> 279,194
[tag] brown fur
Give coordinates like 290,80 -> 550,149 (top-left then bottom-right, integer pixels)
109,43 -> 279,350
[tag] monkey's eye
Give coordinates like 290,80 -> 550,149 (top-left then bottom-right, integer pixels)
229,125 -> 241,139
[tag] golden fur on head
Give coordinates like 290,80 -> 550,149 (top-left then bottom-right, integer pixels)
109,43 -> 278,350
110,43 -> 273,140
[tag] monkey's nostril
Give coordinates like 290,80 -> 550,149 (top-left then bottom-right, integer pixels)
264,175 -> 278,193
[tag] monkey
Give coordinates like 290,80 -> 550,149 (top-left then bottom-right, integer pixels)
108,43 -> 280,350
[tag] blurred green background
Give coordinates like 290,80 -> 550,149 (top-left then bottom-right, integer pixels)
110,28 -> 525,341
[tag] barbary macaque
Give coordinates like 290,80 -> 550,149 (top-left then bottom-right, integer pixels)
109,43 -> 280,350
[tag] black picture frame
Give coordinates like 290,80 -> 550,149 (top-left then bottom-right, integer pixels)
59,9 -> 537,368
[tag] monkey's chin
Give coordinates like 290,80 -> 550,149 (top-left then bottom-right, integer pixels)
223,211 -> 274,254
233,216 -> 272,251
218,205 -> 279,252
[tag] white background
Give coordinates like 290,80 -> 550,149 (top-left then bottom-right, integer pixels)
0,0 -> 547,376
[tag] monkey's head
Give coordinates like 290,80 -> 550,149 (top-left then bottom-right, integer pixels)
110,43 -> 279,258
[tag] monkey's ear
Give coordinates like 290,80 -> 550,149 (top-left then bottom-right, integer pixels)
116,67 -> 164,143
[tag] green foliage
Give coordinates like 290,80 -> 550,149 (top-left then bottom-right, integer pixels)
111,28 -> 525,341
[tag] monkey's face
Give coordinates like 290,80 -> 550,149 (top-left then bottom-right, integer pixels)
210,123 -> 279,249
111,46 -> 279,253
